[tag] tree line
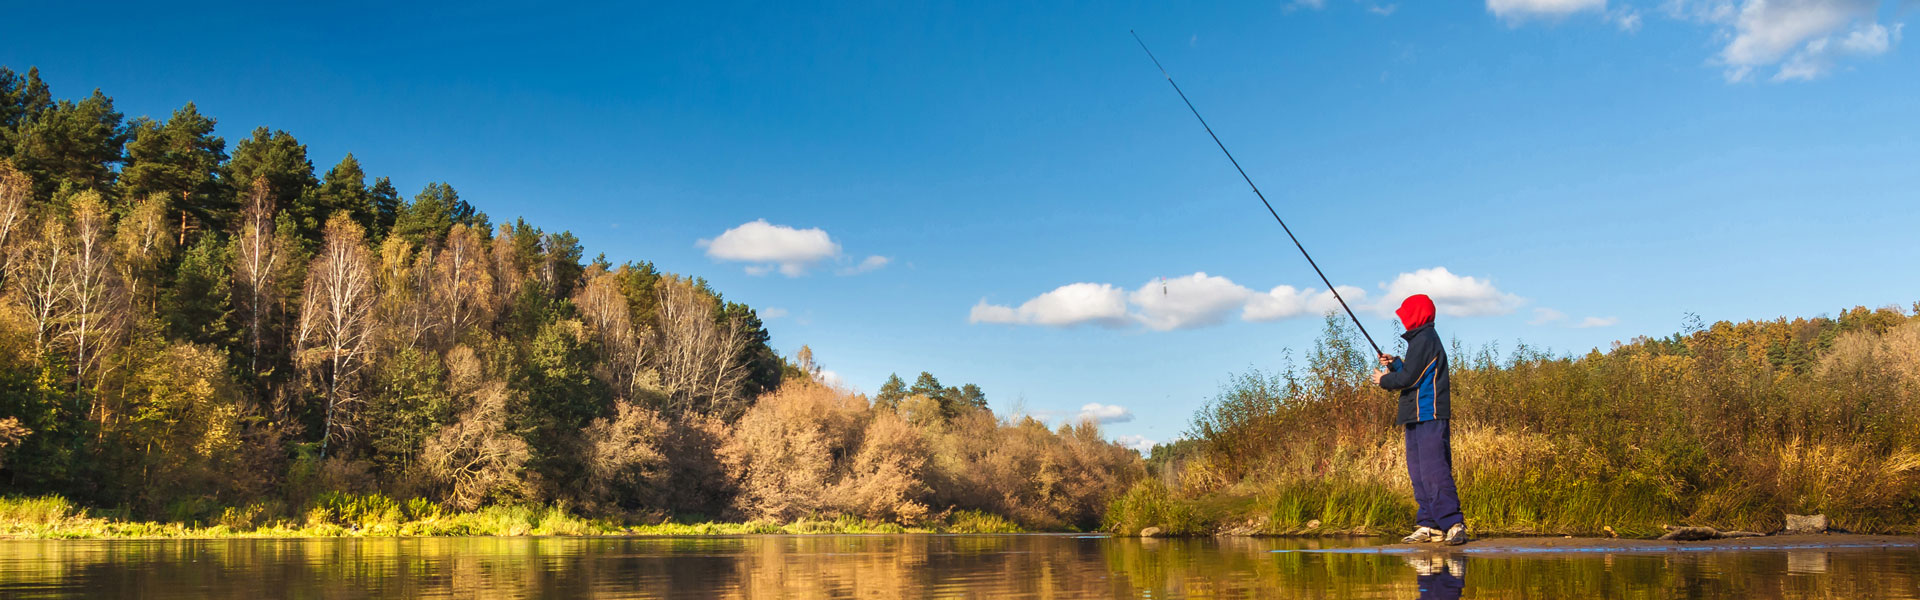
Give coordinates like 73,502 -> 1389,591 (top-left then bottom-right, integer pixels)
0,66 -> 1141,528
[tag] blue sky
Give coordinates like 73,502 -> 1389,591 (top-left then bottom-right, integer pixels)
6,1 -> 1917,451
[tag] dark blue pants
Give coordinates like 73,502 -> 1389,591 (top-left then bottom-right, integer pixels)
1419,572 -> 1464,600
1405,418 -> 1464,530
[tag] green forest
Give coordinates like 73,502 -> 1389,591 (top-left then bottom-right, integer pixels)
0,66 -> 1142,537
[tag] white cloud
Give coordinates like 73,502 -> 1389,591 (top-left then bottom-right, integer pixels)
1663,0 -> 1739,22
761,307 -> 790,320
699,219 -> 841,277
1529,0 -> 1906,83
837,255 -> 891,276
1114,434 -> 1158,453
1703,0 -> 1895,82
1488,0 -> 1609,22
1575,316 -> 1621,328
1078,403 -> 1134,424
1531,307 -> 1619,328
1245,285 -> 1368,322
815,368 -> 851,391
1841,21 -> 1899,51
1290,0 -> 1328,9
969,283 -> 1130,328
972,268 -> 1522,330
1130,273 -> 1257,331
1378,267 -> 1524,318
1723,0 -> 1872,65
1369,3 -> 1401,15
1615,7 -> 1645,31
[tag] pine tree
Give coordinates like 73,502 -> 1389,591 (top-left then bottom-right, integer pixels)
227,127 -> 317,241
11,89 -> 125,198
368,176 -> 400,240
0,67 -> 54,159
317,154 -> 374,236
392,182 -> 459,247
119,103 -> 228,239
875,374 -> 907,410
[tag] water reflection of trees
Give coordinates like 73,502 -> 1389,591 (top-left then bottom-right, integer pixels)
1,537 -> 1916,599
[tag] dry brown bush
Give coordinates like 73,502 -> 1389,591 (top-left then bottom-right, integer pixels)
828,411 -> 931,523
0,416 -> 28,471
655,412 -> 735,514
720,379 -> 865,521
581,401 -> 672,510
421,380 -> 529,510
926,411 -> 1143,530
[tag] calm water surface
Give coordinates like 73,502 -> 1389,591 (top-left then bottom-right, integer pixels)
1,534 -> 1916,598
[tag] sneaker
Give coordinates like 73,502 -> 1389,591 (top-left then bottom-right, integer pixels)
1443,523 -> 1470,546
1403,556 -> 1445,576
1401,526 -> 1442,544
1445,557 -> 1466,576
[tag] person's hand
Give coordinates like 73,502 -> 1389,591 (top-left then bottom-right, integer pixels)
1371,369 -> 1386,385
1378,353 -> 1397,368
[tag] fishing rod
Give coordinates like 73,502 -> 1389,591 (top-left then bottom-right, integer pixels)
1130,30 -> 1384,357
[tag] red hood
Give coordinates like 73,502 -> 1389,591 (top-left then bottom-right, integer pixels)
1396,294 -> 1435,330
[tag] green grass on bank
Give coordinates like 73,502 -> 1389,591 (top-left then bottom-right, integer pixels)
0,495 -> 1025,540
1103,472 -> 1916,539
1104,479 -> 1419,537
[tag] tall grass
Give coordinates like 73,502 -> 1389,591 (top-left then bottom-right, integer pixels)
0,496 -> 78,525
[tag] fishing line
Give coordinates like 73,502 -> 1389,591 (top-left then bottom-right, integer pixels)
1130,30 -> 1384,357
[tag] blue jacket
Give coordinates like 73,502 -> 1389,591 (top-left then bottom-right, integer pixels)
1378,324 -> 1449,425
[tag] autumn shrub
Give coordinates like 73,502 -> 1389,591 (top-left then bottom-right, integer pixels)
926,410 -> 1143,530
580,401 -> 671,511
720,379 -> 865,521
420,380 -> 529,510
827,411 -> 932,523
113,342 -> 251,507
653,412 -> 735,515
0,416 -> 28,470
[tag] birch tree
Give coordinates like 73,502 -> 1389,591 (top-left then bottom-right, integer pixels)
14,218 -> 64,356
64,192 -> 126,401
297,215 -> 377,457
431,223 -> 494,341
0,162 -> 30,282
574,270 -> 647,400
652,276 -> 749,417
489,223 -> 521,312
114,193 -> 175,309
232,178 -> 282,375
375,236 -> 439,351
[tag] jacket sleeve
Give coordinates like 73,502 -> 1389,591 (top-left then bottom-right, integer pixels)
1377,337 -> 1430,391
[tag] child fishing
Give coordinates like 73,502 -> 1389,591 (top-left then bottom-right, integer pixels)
1373,294 -> 1467,546
1133,33 -> 1468,546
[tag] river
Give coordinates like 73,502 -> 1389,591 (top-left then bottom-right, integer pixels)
1,534 -> 1915,598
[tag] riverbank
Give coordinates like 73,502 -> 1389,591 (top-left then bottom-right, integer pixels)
0,495 -> 1025,540
1296,533 -> 1920,555
1108,311 -> 1920,541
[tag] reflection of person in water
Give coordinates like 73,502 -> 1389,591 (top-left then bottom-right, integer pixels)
1403,555 -> 1465,600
